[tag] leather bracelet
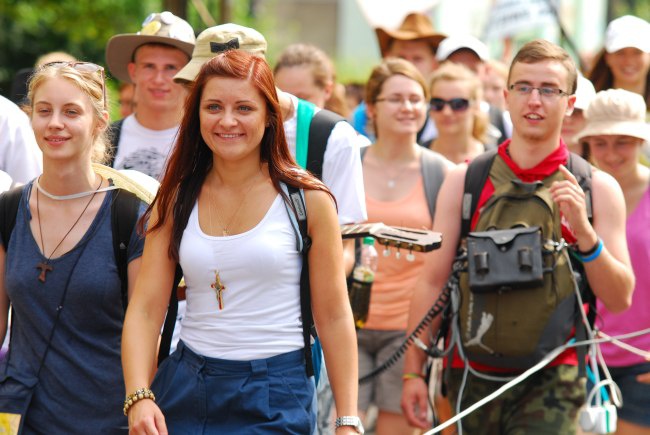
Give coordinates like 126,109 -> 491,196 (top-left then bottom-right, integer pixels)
123,387 -> 156,416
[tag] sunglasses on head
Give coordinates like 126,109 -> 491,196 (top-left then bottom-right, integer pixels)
430,98 -> 470,112
41,61 -> 107,110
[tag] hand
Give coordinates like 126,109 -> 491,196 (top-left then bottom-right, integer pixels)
637,371 -> 650,384
549,165 -> 595,243
401,377 -> 430,429
128,399 -> 167,435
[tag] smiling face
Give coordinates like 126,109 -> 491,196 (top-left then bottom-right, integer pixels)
367,74 -> 427,138
31,76 -> 100,163
128,44 -> 189,113
506,60 -> 575,145
429,79 -> 476,137
605,47 -> 650,88
587,134 -> 643,177
199,76 -> 268,165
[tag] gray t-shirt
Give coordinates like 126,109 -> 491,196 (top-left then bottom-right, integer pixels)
1,183 -> 145,434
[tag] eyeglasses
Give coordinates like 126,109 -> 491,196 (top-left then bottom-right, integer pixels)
375,95 -> 425,108
508,84 -> 569,99
41,61 -> 107,110
429,98 -> 471,112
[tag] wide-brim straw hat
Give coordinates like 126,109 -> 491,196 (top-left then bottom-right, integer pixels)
174,23 -> 267,83
92,163 -> 159,204
375,13 -> 446,58
105,11 -> 195,83
577,89 -> 650,143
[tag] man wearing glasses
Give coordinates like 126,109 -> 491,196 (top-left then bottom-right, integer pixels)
105,11 -> 195,180
401,39 -> 633,434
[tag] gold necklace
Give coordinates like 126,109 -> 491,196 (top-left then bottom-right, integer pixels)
36,176 -> 102,283
210,170 -> 262,236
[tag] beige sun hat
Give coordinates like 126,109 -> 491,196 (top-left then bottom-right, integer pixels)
105,11 -> 196,83
174,23 -> 267,84
577,89 -> 650,143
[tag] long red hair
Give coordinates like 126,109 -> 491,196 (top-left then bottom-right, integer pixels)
142,50 -> 333,261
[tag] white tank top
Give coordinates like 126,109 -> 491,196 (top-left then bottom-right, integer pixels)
178,194 -> 303,360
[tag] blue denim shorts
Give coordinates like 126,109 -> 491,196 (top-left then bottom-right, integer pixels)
608,362 -> 650,427
151,341 -> 316,434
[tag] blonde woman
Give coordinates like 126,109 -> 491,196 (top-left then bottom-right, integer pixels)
0,62 -> 145,432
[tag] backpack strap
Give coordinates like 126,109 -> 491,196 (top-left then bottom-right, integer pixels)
307,109 -> 344,180
295,99 -> 344,180
110,188 -> 141,310
157,264 -> 184,366
280,182 -> 314,377
0,185 -> 25,249
420,149 -> 447,219
106,119 -> 125,168
460,149 -> 498,238
296,99 -> 315,170
566,152 -> 593,221
565,152 -> 594,377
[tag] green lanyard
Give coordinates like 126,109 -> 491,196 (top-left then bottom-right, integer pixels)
295,99 -> 315,169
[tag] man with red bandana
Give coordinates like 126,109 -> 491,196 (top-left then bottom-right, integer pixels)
401,39 -> 634,434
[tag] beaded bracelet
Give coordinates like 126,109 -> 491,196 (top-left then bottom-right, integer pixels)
123,387 -> 156,416
402,372 -> 425,381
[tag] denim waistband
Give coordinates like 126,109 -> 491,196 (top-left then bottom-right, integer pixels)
174,341 -> 305,376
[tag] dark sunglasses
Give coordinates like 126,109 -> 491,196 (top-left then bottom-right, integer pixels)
41,61 -> 107,110
430,98 -> 470,112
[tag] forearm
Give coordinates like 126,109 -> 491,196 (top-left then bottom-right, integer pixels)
318,312 -> 358,418
583,249 -> 634,313
122,304 -> 165,393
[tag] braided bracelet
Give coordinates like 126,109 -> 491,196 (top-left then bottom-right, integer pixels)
402,372 -> 425,381
123,387 -> 156,416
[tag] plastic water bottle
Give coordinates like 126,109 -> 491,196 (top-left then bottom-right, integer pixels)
349,237 -> 378,329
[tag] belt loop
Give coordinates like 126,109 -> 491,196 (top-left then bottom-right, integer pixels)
251,359 -> 268,379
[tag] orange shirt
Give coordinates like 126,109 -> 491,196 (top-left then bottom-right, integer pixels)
364,177 -> 432,330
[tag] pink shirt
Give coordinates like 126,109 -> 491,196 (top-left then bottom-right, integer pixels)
364,177 -> 432,330
597,186 -> 650,367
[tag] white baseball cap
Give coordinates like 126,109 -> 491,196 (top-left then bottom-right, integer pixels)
605,15 -> 650,53
436,35 -> 489,62
574,74 -> 596,111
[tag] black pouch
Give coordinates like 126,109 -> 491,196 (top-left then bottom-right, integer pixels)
466,226 -> 544,293
0,375 -> 37,435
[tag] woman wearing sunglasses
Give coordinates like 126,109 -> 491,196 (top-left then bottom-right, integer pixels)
426,62 -> 488,163
355,58 -> 452,434
0,61 -> 145,433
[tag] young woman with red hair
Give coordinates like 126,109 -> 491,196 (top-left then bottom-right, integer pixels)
122,50 -> 360,434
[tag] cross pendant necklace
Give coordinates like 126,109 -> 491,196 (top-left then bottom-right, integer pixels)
211,270 -> 226,310
35,176 -> 101,283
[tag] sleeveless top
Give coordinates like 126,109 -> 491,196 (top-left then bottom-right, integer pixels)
597,185 -> 650,367
1,182 -> 144,433
364,177 -> 432,330
178,194 -> 303,360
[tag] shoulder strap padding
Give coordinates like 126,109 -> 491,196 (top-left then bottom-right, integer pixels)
420,149 -> 447,219
306,109 -> 345,180
461,149 -> 498,238
566,152 -> 593,221
0,185 -> 25,250
111,188 -> 141,310
282,182 -> 314,376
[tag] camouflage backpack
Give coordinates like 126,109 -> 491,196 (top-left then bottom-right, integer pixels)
455,149 -> 593,370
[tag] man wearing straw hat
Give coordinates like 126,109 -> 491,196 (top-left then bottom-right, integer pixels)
105,11 -> 195,180
354,12 -> 445,144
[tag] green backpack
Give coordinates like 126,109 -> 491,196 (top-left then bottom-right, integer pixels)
455,149 -> 593,370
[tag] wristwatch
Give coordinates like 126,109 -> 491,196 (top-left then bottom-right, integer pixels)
335,416 -> 365,434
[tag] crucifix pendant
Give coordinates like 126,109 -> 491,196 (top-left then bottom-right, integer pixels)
36,262 -> 53,283
210,270 -> 226,310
